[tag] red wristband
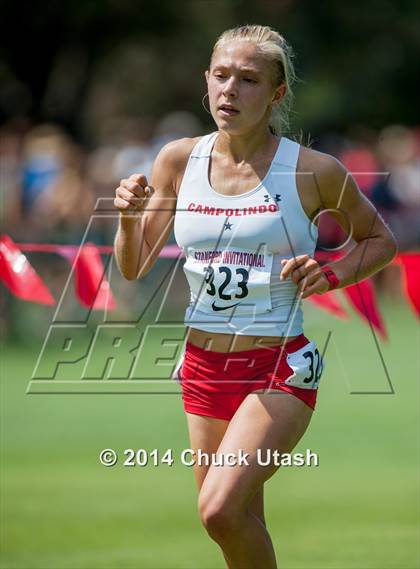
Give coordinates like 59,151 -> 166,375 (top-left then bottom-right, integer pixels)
321,265 -> 340,291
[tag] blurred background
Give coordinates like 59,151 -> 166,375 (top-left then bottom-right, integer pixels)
1,0 -> 419,340
1,1 -> 419,568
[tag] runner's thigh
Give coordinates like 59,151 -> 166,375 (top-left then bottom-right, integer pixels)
199,392 -> 313,512
186,412 -> 265,522
186,413 -> 229,489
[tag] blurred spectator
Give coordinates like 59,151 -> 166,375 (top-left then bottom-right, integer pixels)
0,119 -> 29,229
374,125 -> 420,251
18,124 -> 95,242
21,125 -> 66,213
151,111 -> 203,154
340,147 -> 379,200
1,118 -> 417,252
111,116 -> 156,181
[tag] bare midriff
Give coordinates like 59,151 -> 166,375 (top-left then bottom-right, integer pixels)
186,326 -> 299,353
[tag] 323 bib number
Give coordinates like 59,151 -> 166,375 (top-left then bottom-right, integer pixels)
183,246 -> 273,315
204,265 -> 249,300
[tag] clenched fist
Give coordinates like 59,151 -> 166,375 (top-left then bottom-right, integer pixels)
114,173 -> 154,214
280,254 -> 330,298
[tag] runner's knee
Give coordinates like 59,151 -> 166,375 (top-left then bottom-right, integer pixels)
198,492 -> 243,539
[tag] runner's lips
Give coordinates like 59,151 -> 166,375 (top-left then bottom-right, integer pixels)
218,105 -> 240,115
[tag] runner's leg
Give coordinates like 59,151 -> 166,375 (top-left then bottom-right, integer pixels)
198,392 -> 313,569
186,413 -> 265,525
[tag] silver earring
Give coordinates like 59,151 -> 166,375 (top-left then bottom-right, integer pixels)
201,93 -> 211,114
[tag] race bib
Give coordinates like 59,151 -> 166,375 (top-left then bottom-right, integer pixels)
183,246 -> 273,316
284,341 -> 324,390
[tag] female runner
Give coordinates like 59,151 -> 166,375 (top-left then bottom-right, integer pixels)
114,25 -> 397,569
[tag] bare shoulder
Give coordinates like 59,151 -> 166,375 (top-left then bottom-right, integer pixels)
157,136 -> 201,167
151,136 -> 202,195
298,145 -> 346,180
297,145 -> 354,208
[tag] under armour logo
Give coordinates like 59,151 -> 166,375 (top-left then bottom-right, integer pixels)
275,194 -> 282,202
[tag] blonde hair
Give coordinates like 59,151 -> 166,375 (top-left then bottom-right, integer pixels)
211,24 -> 297,136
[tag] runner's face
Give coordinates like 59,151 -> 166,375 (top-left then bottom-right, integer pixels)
206,42 -> 280,134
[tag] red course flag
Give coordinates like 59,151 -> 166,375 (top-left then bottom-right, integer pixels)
0,234 -> 55,305
342,279 -> 388,340
398,254 -> 420,317
3,234 -> 419,322
308,290 -> 348,318
65,243 -> 116,310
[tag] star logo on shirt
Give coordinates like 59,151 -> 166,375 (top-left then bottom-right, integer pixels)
224,222 -> 233,231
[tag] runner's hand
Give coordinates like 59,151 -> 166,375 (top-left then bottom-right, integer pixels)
114,174 -> 154,214
280,254 -> 329,298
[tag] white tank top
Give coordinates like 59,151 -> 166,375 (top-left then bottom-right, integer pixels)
174,132 -> 318,337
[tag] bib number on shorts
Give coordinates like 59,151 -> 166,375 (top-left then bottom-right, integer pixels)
183,246 -> 273,316
284,341 -> 324,389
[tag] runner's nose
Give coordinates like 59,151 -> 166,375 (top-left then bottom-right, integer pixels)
222,77 -> 239,98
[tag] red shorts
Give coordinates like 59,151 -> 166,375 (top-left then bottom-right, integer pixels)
178,334 -> 319,421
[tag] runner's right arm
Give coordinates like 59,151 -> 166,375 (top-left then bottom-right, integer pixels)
113,138 -> 194,279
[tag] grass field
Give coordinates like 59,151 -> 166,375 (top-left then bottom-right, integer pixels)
1,299 -> 419,569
